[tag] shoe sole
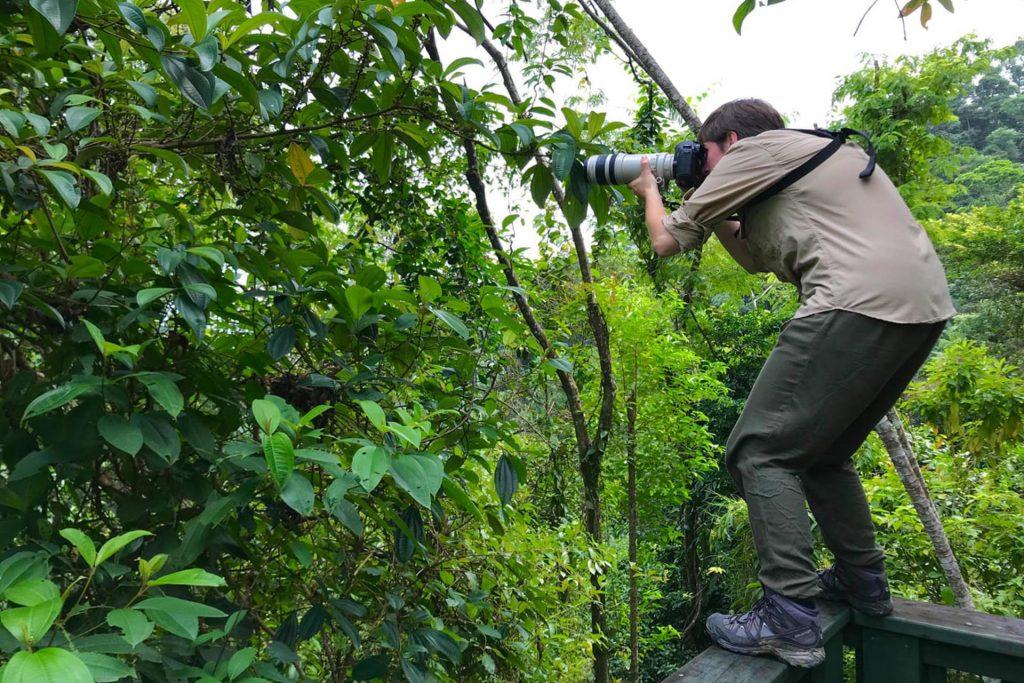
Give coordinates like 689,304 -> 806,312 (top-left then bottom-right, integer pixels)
819,589 -> 893,617
710,635 -> 826,668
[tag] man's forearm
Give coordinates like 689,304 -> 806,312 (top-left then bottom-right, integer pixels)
714,220 -> 759,273
642,192 -> 681,257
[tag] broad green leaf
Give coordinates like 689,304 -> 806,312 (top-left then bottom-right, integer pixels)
98,414 -> 144,455
22,377 -> 100,422
175,0 -> 207,41
417,275 -> 441,303
186,245 -> 224,266
82,319 -> 105,355
117,1 -> 146,31
352,445 -> 389,492
133,145 -> 190,176
228,647 -> 256,679
386,422 -> 421,449
160,55 -> 215,109
75,651 -> 135,682
136,287 -> 174,308
389,454 -> 443,507
252,399 -> 281,434
448,0 -> 484,43
28,0 -> 78,35
3,578 -> 59,606
550,136 -> 577,181
0,110 -> 25,137
733,0 -> 756,33
149,568 -> 226,587
82,169 -> 112,195
267,326 -> 295,361
225,11 -> 286,47
59,528 -> 97,566
134,372 -> 184,417
63,105 -> 100,132
0,554 -> 49,595
24,112 -> 50,136
262,432 -> 294,487
345,284 -> 373,319
68,254 -> 105,278
95,530 -> 151,566
0,280 -> 24,309
136,413 -> 180,462
356,400 -> 385,431
280,473 -> 314,516
2,648 -> 92,683
429,307 -> 470,339
135,596 -> 226,641
38,169 -> 80,208
494,455 -> 518,504
1,597 -> 61,644
106,608 -> 153,647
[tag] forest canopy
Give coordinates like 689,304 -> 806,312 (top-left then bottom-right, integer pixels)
0,0 -> 1022,681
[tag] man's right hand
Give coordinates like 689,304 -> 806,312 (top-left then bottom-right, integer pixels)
628,157 -> 659,199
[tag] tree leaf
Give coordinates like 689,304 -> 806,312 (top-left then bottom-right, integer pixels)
262,432 -> 294,487
175,0 -> 207,41
63,105 -> 100,132
136,287 -> 174,308
134,372 -> 184,417
356,400 -> 385,431
117,1 -> 146,31
3,578 -> 59,606
429,307 -> 470,339
494,455 -> 518,504
96,530 -> 151,566
267,325 -> 296,361
1,598 -> 62,644
2,648 -> 92,683
732,0 -> 756,33
228,647 -> 256,679
59,528 -> 97,566
0,280 -> 24,309
148,568 -> 226,587
106,608 -> 153,647
389,454 -> 443,507
98,414 -> 144,455
28,0 -> 79,35
280,473 -> 314,516
160,55 -> 216,109
38,169 -> 80,208
386,422 -> 421,449
82,169 -> 112,195
22,377 -> 100,422
252,399 -> 281,434
136,413 -> 181,462
82,319 -> 105,355
352,445 -> 389,492
75,652 -> 135,682
135,596 -> 226,641
288,142 -> 315,185
417,275 -> 441,303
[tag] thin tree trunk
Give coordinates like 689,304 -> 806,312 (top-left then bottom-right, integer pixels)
626,384 -> 639,681
875,409 -> 975,609
585,0 -> 703,134
468,31 -> 615,682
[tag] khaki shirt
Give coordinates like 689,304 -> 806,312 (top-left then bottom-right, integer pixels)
663,129 -> 955,324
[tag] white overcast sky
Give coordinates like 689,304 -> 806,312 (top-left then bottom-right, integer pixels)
435,0 -> 1024,252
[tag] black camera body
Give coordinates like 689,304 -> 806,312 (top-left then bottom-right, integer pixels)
672,141 -> 707,190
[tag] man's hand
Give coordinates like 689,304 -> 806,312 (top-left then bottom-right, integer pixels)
628,157 -> 659,199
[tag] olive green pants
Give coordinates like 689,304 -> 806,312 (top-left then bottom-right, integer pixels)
725,310 -> 946,598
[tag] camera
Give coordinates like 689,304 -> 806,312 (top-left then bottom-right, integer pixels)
585,141 -> 707,190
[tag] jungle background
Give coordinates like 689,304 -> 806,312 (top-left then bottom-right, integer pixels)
0,0 -> 1021,680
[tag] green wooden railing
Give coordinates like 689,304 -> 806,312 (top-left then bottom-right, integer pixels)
662,598 -> 1024,683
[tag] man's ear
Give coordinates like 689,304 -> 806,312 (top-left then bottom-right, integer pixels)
726,131 -> 740,146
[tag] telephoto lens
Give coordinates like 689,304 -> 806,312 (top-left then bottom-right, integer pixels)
585,152 -> 675,186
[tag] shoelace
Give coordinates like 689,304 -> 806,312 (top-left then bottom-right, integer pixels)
730,595 -> 774,637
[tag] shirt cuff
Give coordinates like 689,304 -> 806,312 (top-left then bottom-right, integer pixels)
662,207 -> 712,252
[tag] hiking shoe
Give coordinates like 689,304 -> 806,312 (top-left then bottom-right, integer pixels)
705,587 -> 825,668
817,561 -> 893,616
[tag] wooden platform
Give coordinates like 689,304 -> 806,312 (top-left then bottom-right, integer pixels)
662,598 -> 1024,683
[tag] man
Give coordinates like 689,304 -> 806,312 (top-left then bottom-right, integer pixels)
629,99 -> 955,668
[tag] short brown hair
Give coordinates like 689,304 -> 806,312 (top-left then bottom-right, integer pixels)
698,99 -> 785,144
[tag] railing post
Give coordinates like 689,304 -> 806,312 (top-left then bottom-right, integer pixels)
861,628 -> 925,683
810,629 -> 845,683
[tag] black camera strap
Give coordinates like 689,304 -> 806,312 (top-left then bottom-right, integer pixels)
740,127 -> 876,237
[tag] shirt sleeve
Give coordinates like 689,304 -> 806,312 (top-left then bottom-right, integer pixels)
662,139 -> 789,251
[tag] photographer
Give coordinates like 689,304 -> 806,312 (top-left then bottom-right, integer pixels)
629,99 -> 955,667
